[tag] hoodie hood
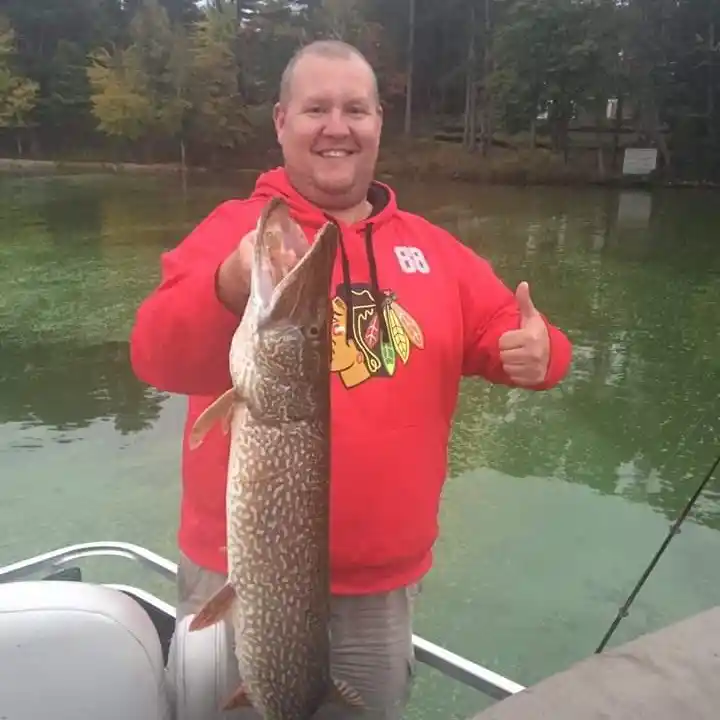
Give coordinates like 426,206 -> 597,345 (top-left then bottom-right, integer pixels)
249,167 -> 400,359
249,167 -> 400,234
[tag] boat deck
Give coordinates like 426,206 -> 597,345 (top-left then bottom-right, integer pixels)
472,605 -> 720,719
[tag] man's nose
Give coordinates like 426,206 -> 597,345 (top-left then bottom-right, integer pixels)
322,109 -> 350,136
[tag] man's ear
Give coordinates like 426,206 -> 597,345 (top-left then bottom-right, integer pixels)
273,102 -> 285,139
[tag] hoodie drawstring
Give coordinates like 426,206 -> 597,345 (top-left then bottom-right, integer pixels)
325,217 -> 387,345
325,214 -> 390,341
363,223 -> 389,344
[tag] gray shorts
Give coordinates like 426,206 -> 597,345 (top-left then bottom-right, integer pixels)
167,553 -> 419,720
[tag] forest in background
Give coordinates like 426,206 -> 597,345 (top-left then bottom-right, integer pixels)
0,0 -> 719,182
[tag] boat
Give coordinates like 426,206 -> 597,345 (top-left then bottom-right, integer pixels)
0,541 -> 524,720
4,541 -> 718,719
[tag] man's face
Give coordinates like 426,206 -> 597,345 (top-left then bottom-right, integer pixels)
273,53 -> 383,210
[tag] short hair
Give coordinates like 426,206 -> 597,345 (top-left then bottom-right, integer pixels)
278,39 -> 380,107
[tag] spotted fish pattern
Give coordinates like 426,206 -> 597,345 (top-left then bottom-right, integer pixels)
189,198 -> 364,720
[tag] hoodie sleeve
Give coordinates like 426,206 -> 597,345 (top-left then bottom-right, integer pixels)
129,200 -> 256,397
452,237 -> 572,390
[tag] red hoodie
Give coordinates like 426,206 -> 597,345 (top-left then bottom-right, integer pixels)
130,167 -> 572,595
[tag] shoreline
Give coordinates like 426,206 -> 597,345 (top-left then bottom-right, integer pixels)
0,156 -> 718,190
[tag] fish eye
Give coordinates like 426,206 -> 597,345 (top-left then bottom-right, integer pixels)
306,324 -> 321,338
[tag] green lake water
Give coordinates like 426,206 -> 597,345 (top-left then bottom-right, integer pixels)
0,170 -> 718,718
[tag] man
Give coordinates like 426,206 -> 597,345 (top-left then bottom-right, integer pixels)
130,40 -> 573,720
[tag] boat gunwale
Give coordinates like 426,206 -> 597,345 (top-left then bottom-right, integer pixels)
0,541 -> 525,702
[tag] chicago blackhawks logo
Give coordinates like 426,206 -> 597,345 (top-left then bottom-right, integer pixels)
330,283 -> 424,389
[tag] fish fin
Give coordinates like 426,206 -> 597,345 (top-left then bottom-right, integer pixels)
189,388 -> 239,449
328,677 -> 366,710
220,399 -> 235,436
222,683 -> 253,711
187,582 -> 236,631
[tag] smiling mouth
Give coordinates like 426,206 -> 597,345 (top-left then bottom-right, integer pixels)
316,150 -> 354,158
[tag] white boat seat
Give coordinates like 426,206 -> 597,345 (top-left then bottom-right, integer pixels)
169,611 -> 242,720
0,580 -> 171,720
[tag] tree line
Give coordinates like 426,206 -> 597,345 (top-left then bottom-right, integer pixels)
0,0 -> 718,180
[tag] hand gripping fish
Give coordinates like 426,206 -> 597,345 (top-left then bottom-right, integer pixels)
187,197 -> 365,719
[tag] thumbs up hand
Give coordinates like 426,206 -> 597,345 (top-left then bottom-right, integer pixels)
498,282 -> 550,386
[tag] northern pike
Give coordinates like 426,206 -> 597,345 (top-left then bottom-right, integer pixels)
186,197 -> 364,719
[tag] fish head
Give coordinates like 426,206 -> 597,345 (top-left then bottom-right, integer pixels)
244,197 -> 338,423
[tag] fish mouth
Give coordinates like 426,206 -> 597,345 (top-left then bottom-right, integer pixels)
250,197 -> 307,309
252,197 -> 339,325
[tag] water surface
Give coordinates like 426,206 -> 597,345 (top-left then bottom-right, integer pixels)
1,171 -> 718,718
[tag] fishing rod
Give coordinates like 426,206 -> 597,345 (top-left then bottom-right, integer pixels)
594,447 -> 720,654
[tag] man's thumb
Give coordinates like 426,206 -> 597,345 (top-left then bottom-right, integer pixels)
516,281 -> 537,322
